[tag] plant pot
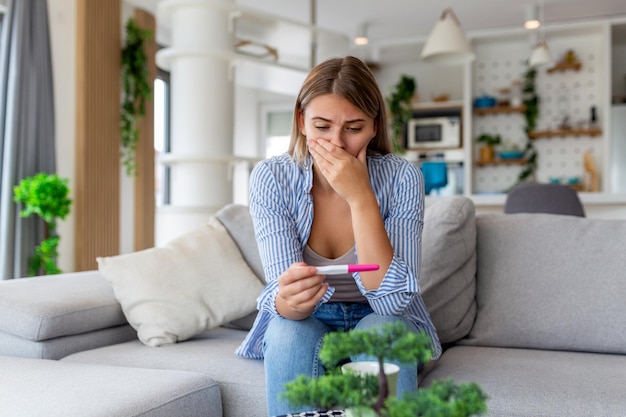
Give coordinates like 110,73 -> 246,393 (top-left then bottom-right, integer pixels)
345,406 -> 377,417
341,361 -> 400,405
479,145 -> 495,163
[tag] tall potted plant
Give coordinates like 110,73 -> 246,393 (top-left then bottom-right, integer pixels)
282,322 -> 488,417
13,173 -> 72,276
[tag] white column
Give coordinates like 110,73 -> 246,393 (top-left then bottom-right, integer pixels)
155,0 -> 235,245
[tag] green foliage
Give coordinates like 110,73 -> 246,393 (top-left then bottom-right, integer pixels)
384,380 -> 488,417
28,236 -> 61,276
13,173 -> 71,276
282,371 -> 379,411
282,322 -> 487,417
13,173 -> 71,224
121,17 -> 152,177
516,65 -> 539,185
320,322 -> 433,368
386,75 -> 416,154
475,134 -> 501,147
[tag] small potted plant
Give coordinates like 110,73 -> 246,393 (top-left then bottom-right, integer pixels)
476,133 -> 501,163
13,173 -> 72,276
282,322 -> 488,417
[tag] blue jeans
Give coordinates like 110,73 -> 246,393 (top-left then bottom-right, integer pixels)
263,303 -> 420,416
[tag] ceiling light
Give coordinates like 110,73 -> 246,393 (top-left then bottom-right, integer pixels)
529,39 -> 553,67
354,23 -> 368,46
421,7 -> 475,66
524,4 -> 541,30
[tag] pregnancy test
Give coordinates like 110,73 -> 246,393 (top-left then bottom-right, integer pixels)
315,264 -> 379,275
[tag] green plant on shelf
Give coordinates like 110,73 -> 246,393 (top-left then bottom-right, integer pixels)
282,322 -> 488,417
13,173 -> 72,276
476,134 -> 501,147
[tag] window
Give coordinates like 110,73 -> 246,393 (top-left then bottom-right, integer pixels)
154,68 -> 170,206
263,108 -> 293,158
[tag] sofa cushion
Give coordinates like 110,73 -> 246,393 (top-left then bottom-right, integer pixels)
63,327 -> 265,417
0,271 -> 126,341
0,324 -> 136,360
463,213 -> 626,354
421,196 -> 477,345
215,204 -> 265,331
421,345 -> 626,417
97,216 -> 264,347
215,203 -> 265,282
0,356 -> 222,417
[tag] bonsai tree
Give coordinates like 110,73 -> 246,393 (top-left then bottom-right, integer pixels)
13,173 -> 72,276
282,322 -> 488,417
386,75 -> 417,154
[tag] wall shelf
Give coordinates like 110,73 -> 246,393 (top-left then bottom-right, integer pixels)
528,128 -> 602,139
474,105 -> 526,116
547,61 -> 582,73
475,158 -> 526,167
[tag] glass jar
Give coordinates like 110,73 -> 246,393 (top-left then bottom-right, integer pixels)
510,80 -> 523,107
498,87 -> 511,107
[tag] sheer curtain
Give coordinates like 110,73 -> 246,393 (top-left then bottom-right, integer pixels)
0,0 -> 56,280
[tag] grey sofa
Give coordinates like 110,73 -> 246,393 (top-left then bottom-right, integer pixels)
1,196 -> 625,417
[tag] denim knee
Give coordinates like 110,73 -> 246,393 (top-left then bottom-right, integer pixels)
353,313 -> 419,333
263,316 -> 331,416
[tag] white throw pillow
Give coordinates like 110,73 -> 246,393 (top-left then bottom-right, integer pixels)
97,217 -> 264,347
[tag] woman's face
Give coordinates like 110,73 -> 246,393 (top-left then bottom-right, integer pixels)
299,94 -> 377,157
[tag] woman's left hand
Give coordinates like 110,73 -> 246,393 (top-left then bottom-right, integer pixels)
308,138 -> 371,205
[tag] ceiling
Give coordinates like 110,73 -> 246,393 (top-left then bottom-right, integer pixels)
131,0 -> 626,66
134,0 -> 626,41
237,0 -> 626,41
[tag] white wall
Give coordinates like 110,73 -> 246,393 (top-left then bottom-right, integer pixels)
47,0 -> 75,273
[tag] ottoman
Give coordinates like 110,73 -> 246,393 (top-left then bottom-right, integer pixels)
0,356 -> 222,417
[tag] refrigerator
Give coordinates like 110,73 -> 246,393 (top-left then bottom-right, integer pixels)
611,105 -> 626,193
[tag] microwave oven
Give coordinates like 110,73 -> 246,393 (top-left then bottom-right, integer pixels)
406,115 -> 462,150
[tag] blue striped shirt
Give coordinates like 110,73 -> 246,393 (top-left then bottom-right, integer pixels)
235,153 -> 442,360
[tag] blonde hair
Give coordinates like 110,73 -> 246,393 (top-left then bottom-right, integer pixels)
288,56 -> 390,165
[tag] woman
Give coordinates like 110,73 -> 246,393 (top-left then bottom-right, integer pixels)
235,56 -> 441,416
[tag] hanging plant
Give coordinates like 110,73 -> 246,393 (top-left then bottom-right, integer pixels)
515,65 -> 539,185
121,17 -> 152,177
386,75 -> 417,154
13,173 -> 72,276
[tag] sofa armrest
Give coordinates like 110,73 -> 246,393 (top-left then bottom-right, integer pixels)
0,271 -> 132,358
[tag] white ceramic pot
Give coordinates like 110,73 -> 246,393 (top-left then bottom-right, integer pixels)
341,361 -> 400,398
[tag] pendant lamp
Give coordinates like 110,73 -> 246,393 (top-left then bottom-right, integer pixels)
421,7 -> 475,66
527,0 -> 552,67
354,22 -> 369,46
524,4 -> 541,30
529,39 -> 553,67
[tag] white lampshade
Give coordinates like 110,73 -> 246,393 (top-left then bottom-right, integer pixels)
529,39 -> 553,67
421,7 -> 475,66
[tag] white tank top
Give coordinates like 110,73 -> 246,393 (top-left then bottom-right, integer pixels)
303,245 -> 366,303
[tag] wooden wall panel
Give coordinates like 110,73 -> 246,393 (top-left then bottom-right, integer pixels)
133,9 -> 156,251
75,0 -> 121,271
